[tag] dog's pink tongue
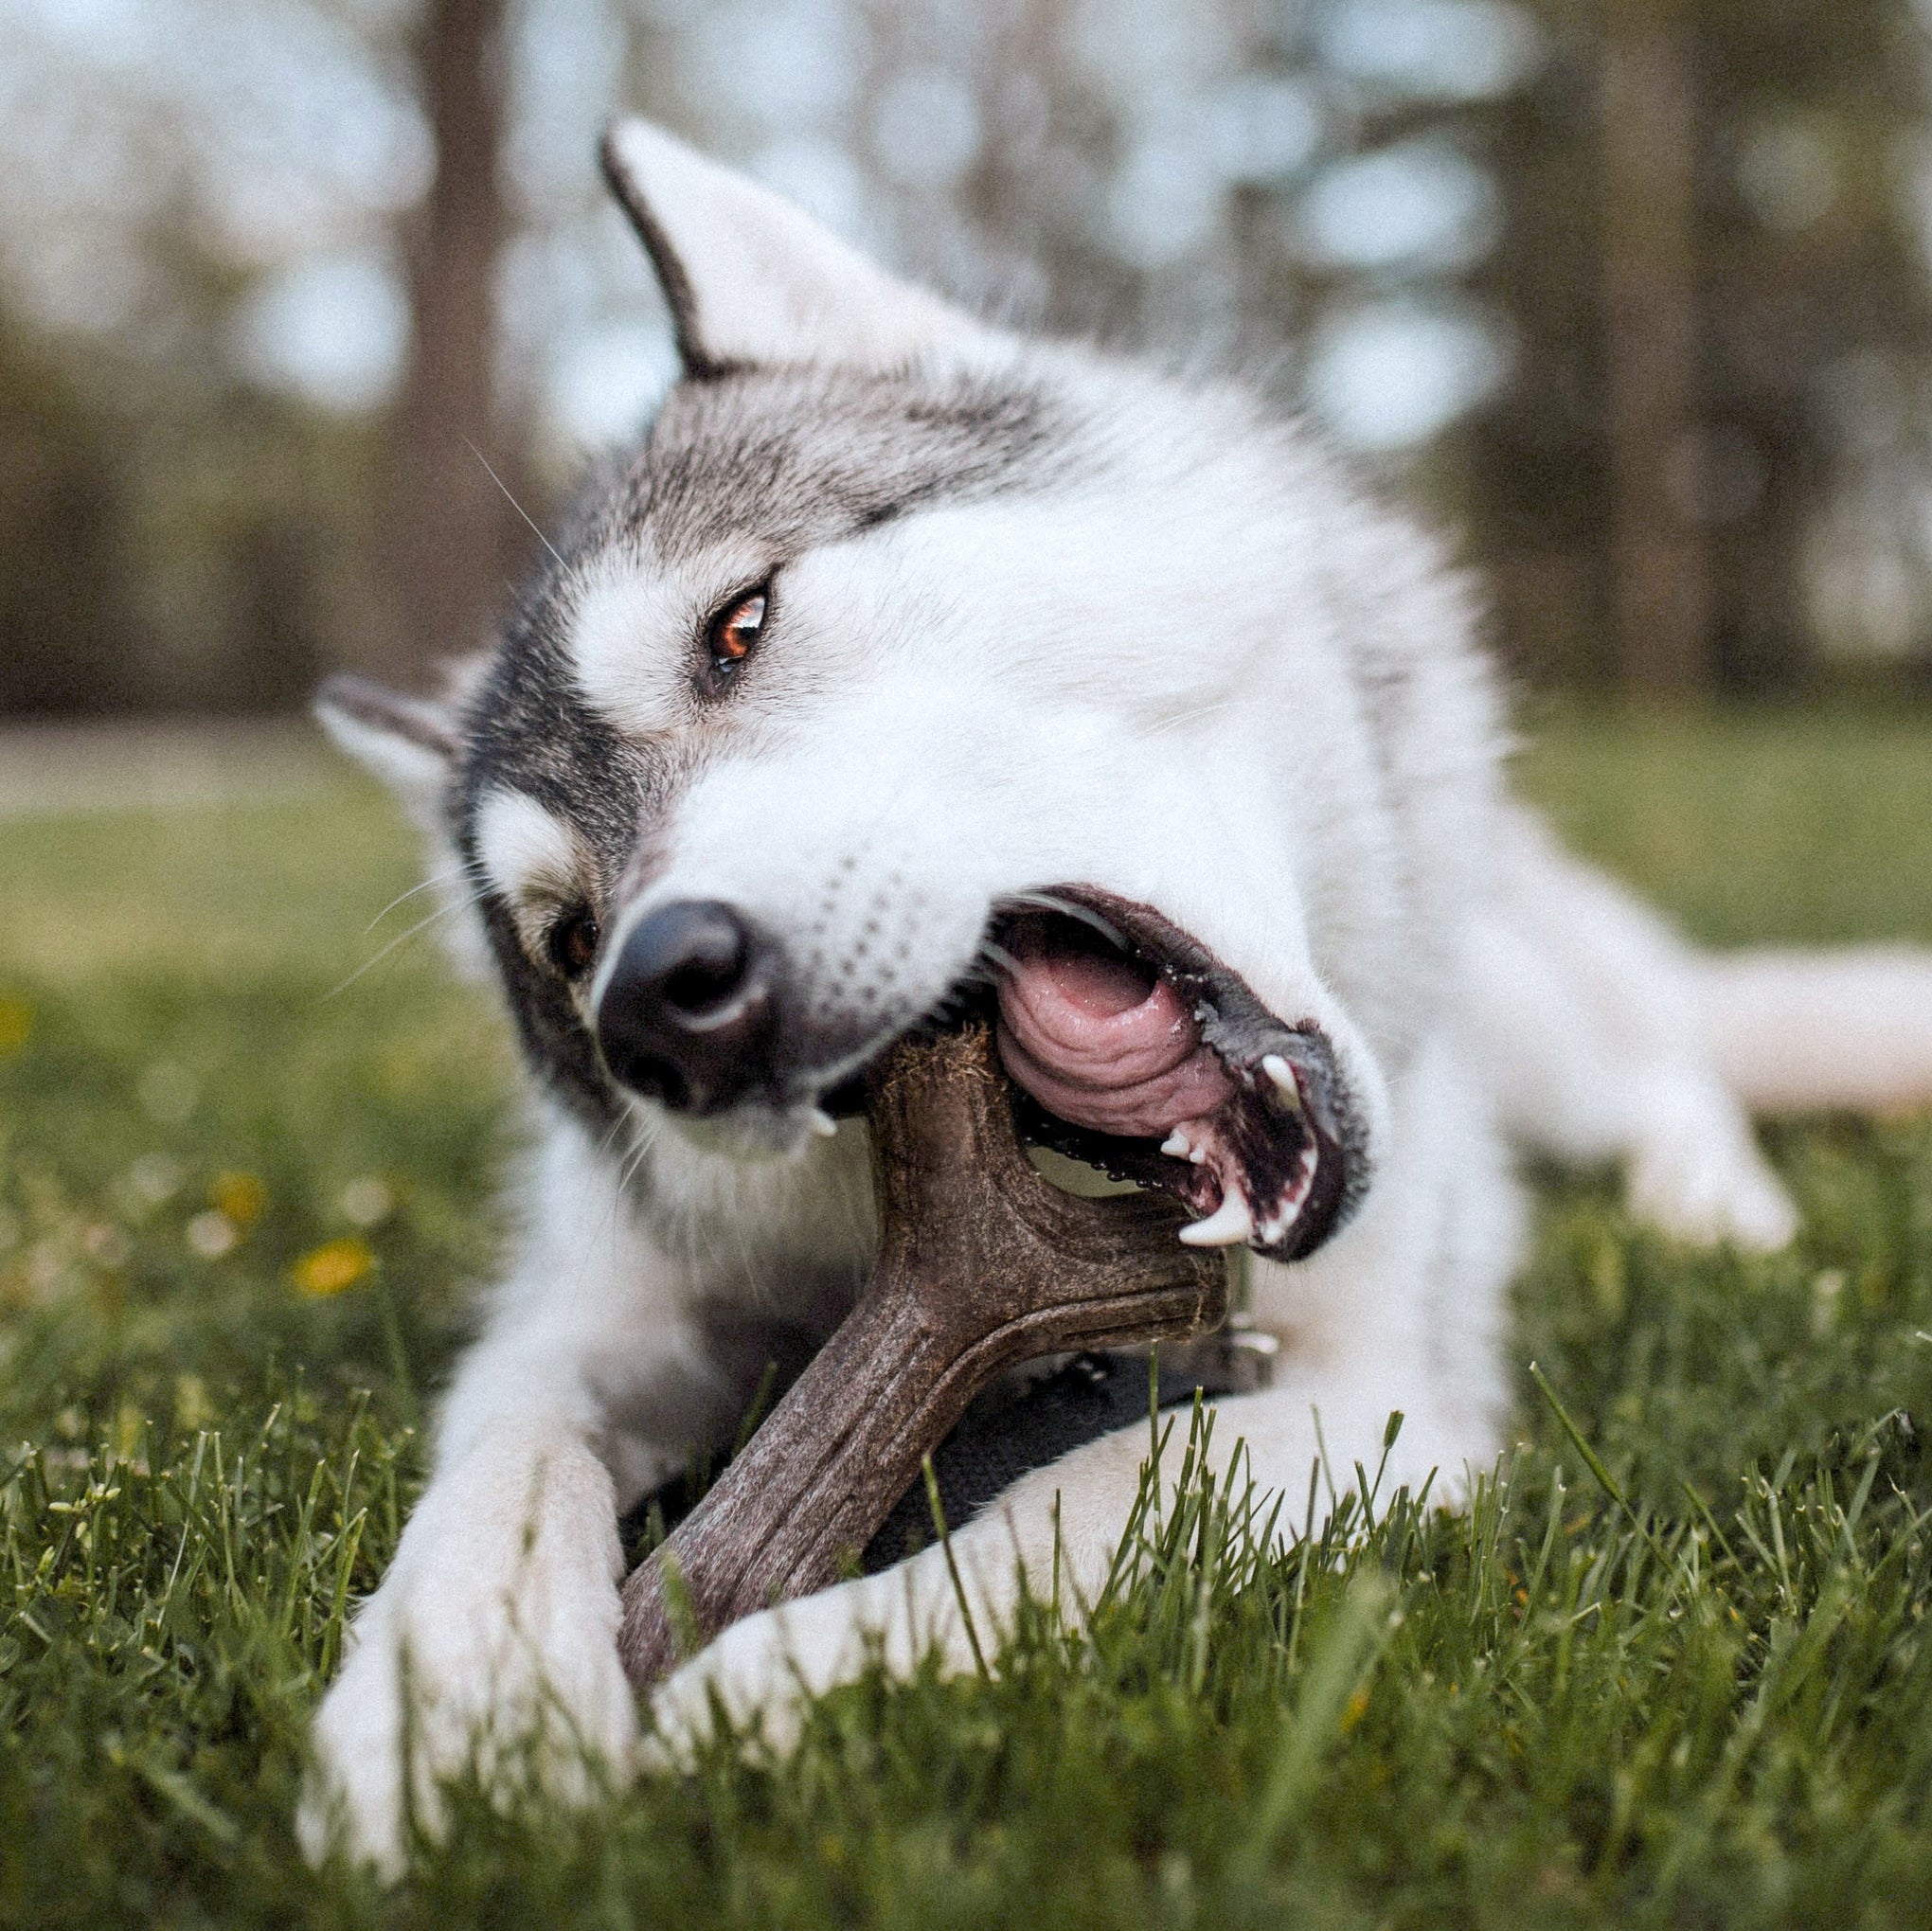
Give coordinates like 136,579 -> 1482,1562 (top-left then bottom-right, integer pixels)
995,933 -> 1233,1137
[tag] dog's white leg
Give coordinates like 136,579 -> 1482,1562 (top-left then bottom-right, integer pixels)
1465,813 -> 1799,1250
300,1123 -> 775,1876
300,1401 -> 635,1876
653,1035 -> 1516,1755
646,1368 -> 1476,1759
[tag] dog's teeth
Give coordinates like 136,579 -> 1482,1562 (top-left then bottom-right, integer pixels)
1161,1130 -> 1192,1158
1190,1145 -> 1208,1165
1261,1053 -> 1300,1108
807,1108 -> 839,1138
1179,1191 -> 1255,1248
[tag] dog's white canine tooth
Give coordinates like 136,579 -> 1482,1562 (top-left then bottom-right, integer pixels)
1261,1054 -> 1300,1108
1178,1190 -> 1255,1247
1190,1145 -> 1208,1165
1161,1130 -> 1191,1158
808,1108 -> 839,1138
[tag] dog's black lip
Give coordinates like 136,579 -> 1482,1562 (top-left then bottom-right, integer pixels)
820,1071 -> 869,1118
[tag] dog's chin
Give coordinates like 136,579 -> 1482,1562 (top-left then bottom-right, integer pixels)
655,1100 -> 831,1163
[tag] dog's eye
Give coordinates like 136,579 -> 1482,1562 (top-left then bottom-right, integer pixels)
704,588 -> 766,688
548,906 -> 599,978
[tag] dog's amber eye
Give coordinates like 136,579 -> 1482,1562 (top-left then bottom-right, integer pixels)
706,589 -> 765,681
548,907 -> 599,978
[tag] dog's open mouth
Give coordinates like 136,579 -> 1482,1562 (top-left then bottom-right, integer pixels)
980,886 -> 1361,1262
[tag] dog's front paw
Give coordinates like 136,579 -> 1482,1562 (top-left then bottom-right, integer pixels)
1626,1072 -> 1799,1252
299,1443 -> 638,1877
1630,1145 -> 1798,1252
648,1542 -> 996,1761
648,1595 -> 832,1762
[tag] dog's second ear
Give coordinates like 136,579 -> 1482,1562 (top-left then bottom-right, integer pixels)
600,119 -> 978,378
314,673 -> 460,837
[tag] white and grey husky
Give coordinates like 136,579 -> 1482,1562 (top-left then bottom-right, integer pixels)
306,120 -> 1932,1871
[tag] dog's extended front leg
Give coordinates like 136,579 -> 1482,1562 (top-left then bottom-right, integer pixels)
299,1386 -> 634,1875
299,1152 -> 760,1875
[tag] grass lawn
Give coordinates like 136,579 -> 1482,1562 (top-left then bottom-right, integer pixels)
7,707 -> 1932,1926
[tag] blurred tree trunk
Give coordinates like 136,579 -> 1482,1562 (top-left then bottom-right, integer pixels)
1601,0 -> 1708,697
381,0 -> 515,685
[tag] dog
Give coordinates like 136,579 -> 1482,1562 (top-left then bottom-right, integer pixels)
302,119 -> 1932,1873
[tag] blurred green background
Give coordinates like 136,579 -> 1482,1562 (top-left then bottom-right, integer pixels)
6,0 -> 1932,714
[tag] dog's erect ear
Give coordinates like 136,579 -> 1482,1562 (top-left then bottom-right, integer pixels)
600,119 -> 977,377
314,673 -> 459,834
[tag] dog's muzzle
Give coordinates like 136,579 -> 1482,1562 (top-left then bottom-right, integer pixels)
595,885 -> 1368,1265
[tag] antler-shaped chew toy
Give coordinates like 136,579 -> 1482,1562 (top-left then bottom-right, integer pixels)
618,1017 -> 1228,1690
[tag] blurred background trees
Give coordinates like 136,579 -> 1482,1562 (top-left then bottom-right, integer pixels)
3,0 -> 1931,713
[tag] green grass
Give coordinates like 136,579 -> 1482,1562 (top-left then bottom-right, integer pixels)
7,707 -> 1932,1927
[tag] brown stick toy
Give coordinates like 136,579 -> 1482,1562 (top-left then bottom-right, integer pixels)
617,1016 -> 1229,1690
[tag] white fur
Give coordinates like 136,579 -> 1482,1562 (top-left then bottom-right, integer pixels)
1697,948 -> 1932,1113
474,791 -> 582,905
566,546 -> 760,736
304,121 -> 1932,1876
602,120 -> 985,373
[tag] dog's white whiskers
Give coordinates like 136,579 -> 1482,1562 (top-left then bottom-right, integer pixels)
565,1099 -> 664,1301
363,867 -> 468,935
1145,700 -> 1233,738
619,1111 -> 663,1180
591,1101 -> 635,1168
614,1122 -> 659,1201
466,438 -> 567,572
1004,890 -> 1127,952
322,888 -> 490,1002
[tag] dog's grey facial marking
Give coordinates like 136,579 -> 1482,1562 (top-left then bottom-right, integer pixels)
571,362 -> 1074,574
453,594 -> 660,1135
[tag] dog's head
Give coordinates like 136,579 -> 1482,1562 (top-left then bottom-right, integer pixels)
322,122 -> 1407,1262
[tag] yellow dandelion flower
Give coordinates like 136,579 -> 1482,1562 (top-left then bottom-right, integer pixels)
210,1171 -> 268,1228
0,995 -> 30,1056
292,1237 -> 375,1297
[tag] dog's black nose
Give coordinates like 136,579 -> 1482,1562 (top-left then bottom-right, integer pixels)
596,900 -> 778,1113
